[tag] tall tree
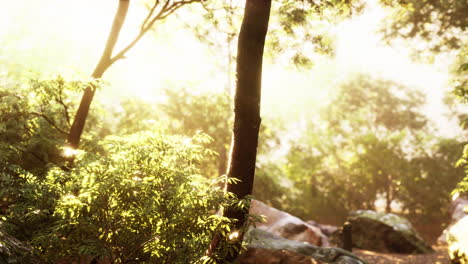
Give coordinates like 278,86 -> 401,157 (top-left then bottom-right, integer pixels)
208,0 -> 272,262
67,0 -> 201,149
225,0 -> 271,231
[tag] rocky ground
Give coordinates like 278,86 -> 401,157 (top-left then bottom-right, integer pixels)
354,245 -> 450,264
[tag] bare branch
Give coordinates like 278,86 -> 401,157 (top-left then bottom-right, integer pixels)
155,0 -> 172,21
26,150 -> 47,164
109,0 -> 201,64
56,85 -> 71,127
141,1 -> 160,30
160,0 -> 201,19
31,112 -> 69,136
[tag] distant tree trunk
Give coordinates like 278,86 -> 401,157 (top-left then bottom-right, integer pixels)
218,145 -> 228,177
67,0 -> 130,149
218,0 -> 271,261
385,174 -> 393,213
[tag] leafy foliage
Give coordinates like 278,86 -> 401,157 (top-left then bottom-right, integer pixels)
452,49 -> 468,197
3,132 -> 237,263
0,78 -> 245,263
278,73 -> 464,226
454,144 -> 468,195
158,87 -> 282,179
0,76 -> 104,172
381,0 -> 467,52
403,139 -> 465,220
160,87 -> 232,177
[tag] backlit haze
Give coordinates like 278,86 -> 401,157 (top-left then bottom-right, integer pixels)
0,0 -> 464,136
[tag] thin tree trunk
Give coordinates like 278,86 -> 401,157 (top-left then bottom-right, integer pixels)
67,0 -> 130,149
67,0 -> 202,149
385,174 -> 393,213
218,0 -> 272,261
217,145 -> 228,177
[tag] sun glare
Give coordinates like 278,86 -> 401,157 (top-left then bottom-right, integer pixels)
332,0 -> 460,136
1,0 -> 463,131
63,147 -> 79,158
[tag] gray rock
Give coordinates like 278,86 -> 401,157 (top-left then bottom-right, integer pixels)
250,200 -> 328,246
239,228 -> 367,264
447,215 -> 468,263
451,197 -> 468,223
307,221 -> 339,237
333,210 -> 433,254
238,247 -> 323,264
438,196 -> 468,245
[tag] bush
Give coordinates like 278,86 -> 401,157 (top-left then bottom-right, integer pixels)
3,131 -> 235,263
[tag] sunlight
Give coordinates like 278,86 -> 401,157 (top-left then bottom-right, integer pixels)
62,147 -> 79,158
0,0 -> 213,102
333,0 -> 459,136
228,230 -> 239,241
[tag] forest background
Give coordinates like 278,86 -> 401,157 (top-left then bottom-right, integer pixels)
0,0 -> 467,263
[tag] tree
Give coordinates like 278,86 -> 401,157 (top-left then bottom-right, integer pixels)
67,0 -> 201,149
224,0 -> 271,235
160,87 -> 232,177
320,74 -> 427,213
206,0 -> 272,261
0,77 -> 103,177
381,0 -> 467,52
282,74 -> 432,223
402,139 -> 465,220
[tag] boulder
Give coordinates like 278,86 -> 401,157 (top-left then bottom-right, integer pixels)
438,196 -> 468,245
238,247 -> 323,264
447,215 -> 468,263
333,210 -> 433,254
238,228 -> 367,264
250,200 -> 328,246
451,197 -> 468,223
307,221 -> 339,237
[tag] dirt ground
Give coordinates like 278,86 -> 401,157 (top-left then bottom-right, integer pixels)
353,245 -> 450,264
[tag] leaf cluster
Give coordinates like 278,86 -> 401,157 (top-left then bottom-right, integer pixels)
3,131 -> 237,263
1,77 -> 245,263
381,0 -> 468,52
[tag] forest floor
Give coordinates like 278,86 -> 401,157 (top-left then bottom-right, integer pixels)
353,245 -> 450,264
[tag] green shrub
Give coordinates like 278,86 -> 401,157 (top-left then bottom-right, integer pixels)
3,131 -> 236,263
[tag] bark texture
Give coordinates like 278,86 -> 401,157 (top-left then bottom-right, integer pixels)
221,0 -> 272,261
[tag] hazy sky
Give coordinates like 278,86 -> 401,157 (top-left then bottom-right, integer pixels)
0,0 -> 465,136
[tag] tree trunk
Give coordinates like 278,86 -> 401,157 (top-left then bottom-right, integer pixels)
217,145 -> 228,177
220,0 -> 272,261
385,174 -> 393,213
67,0 -> 130,149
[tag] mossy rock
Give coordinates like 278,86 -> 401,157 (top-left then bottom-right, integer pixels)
335,210 -> 433,254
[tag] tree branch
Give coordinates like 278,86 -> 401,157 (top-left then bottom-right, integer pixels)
109,0 -> 201,64
160,0 -> 202,19
31,112 -> 69,136
141,1 -> 160,30
56,86 -> 71,127
68,0 -> 201,149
